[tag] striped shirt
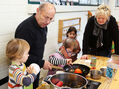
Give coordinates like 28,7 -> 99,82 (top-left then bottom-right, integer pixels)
49,51 -> 67,65
8,63 -> 36,89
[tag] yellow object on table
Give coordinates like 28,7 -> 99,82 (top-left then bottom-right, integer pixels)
37,82 -> 52,89
74,55 -> 119,89
36,83 -> 46,89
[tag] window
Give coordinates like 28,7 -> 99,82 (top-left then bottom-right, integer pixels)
79,0 -> 99,5
28,0 -> 106,6
78,0 -> 109,6
116,0 -> 119,6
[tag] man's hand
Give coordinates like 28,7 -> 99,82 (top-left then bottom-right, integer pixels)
43,60 -> 53,70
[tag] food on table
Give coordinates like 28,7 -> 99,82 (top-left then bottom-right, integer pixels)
52,78 -> 60,84
61,82 -> 82,88
74,68 -> 82,74
56,81 -> 63,87
69,68 -> 74,73
91,67 -> 96,69
29,63 -> 40,74
64,64 -> 90,76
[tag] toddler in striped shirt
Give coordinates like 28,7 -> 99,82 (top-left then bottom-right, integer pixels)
6,38 -> 39,89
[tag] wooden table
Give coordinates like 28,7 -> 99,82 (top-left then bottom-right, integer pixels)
73,55 -> 119,89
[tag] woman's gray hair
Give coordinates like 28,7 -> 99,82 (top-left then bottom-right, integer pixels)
95,4 -> 111,19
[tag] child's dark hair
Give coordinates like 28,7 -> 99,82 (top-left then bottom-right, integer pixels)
66,26 -> 77,37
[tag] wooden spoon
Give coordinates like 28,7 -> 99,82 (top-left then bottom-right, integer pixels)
52,66 -> 63,70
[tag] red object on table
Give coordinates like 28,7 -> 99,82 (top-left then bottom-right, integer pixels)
52,78 -> 60,84
56,81 -> 63,87
74,68 -> 82,74
91,67 -> 96,69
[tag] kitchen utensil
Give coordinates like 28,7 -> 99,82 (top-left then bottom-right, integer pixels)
63,64 -> 90,76
100,67 -> 107,77
86,79 -> 101,89
50,72 -> 88,89
90,70 -> 102,79
52,66 -> 63,70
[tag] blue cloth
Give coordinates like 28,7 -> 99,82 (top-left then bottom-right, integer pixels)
106,66 -> 113,78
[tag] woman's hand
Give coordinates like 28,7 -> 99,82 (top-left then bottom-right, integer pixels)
80,55 -> 89,59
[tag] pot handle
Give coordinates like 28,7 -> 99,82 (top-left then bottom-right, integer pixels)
44,75 -> 53,84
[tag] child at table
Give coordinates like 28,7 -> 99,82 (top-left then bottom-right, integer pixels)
6,39 -> 38,89
59,26 -> 81,62
48,38 -> 78,75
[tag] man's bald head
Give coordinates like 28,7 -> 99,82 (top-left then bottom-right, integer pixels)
39,2 -> 56,13
35,2 -> 56,28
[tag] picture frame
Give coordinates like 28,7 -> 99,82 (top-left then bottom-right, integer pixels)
58,17 -> 81,43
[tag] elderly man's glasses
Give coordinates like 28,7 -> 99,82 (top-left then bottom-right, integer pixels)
41,12 -> 54,22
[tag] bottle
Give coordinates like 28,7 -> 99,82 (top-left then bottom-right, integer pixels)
90,57 -> 97,69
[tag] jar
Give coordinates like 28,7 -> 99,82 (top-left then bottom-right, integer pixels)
90,57 -> 97,69
90,70 -> 102,79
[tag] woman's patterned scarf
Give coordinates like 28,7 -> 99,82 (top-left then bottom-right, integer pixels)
93,17 -> 110,48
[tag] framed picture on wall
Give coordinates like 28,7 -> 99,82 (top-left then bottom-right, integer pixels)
58,17 -> 81,43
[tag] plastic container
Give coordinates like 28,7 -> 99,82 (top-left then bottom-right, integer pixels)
100,67 -> 107,77
106,58 -> 119,78
90,70 -> 102,80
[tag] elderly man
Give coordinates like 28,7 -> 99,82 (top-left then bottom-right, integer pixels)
15,2 -> 56,89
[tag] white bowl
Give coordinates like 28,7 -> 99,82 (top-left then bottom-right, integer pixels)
30,63 -> 40,74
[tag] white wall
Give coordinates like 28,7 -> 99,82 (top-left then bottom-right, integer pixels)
0,0 -> 29,33
0,0 -> 119,88
0,0 -> 29,88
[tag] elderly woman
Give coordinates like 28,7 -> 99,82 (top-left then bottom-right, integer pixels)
81,4 -> 119,59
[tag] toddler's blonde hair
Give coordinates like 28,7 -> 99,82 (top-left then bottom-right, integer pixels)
6,38 -> 30,60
